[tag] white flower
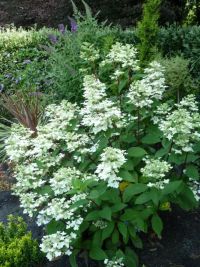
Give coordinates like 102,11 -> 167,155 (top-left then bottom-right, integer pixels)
155,95 -> 200,154
40,231 -> 75,261
104,257 -> 124,267
141,158 -> 172,189
101,42 -> 139,71
188,179 -> 200,202
127,61 -> 166,108
96,147 -> 126,188
19,192 -> 49,217
93,220 -> 108,229
81,75 -> 125,134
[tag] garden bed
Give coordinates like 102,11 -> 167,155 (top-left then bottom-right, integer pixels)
0,190 -> 200,267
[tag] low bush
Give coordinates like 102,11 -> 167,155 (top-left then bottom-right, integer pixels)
158,55 -> 199,102
4,42 -> 200,267
0,26 -> 53,95
157,24 -> 200,79
0,215 -> 44,267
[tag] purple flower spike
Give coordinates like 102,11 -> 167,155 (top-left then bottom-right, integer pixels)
68,17 -> 78,32
58,24 -> 66,35
48,34 -> 58,44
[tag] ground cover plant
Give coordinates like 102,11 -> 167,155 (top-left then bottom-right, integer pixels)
0,215 -> 44,267
3,41 -> 200,267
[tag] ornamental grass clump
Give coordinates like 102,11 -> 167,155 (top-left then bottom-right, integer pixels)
4,42 -> 200,267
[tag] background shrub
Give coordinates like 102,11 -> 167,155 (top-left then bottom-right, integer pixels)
136,0 -> 161,65
0,215 -> 44,267
0,26 -> 53,96
158,55 -> 199,102
157,24 -> 200,80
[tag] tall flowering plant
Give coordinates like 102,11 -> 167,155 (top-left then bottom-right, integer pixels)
4,43 -> 200,267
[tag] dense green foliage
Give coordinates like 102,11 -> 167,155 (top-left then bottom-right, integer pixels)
136,0 -> 161,65
0,215 -> 44,267
157,24 -> 200,80
159,55 -> 199,102
0,26 -> 53,94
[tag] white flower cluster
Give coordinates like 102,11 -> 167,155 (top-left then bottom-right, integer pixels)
104,257 -> 124,267
19,192 -> 49,217
50,167 -> 96,195
4,124 -> 32,162
96,147 -> 126,188
141,158 -> 172,189
189,179 -> 200,202
93,220 -> 108,229
127,61 -> 166,108
101,42 -> 139,71
40,231 -> 76,260
155,95 -> 200,154
81,75 -> 125,134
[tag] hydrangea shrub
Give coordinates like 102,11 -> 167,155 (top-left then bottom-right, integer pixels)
5,42 -> 200,267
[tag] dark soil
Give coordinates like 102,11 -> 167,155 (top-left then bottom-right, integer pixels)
0,190 -> 200,267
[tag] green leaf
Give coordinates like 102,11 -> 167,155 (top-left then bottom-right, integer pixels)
155,147 -> 168,158
135,192 -> 151,204
46,220 -> 65,235
123,184 -> 148,202
69,252 -> 78,267
112,229 -> 119,244
111,203 -> 127,213
142,131 -> 161,144
120,209 -> 139,221
125,247 -> 138,267
149,188 -> 161,206
118,222 -> 128,242
99,206 -> 112,221
118,79 -> 127,92
130,235 -> 143,249
102,221 -> 115,241
121,134 -> 136,144
122,159 -> 134,170
92,230 -> 102,247
89,246 -> 107,261
176,185 -> 198,210
185,164 -> 199,179
119,170 -> 135,182
85,211 -> 100,221
128,147 -> 147,158
151,214 -> 163,237
162,181 -> 183,195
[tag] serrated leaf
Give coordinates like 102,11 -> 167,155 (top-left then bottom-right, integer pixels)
151,214 -> 163,237
128,147 -> 147,158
